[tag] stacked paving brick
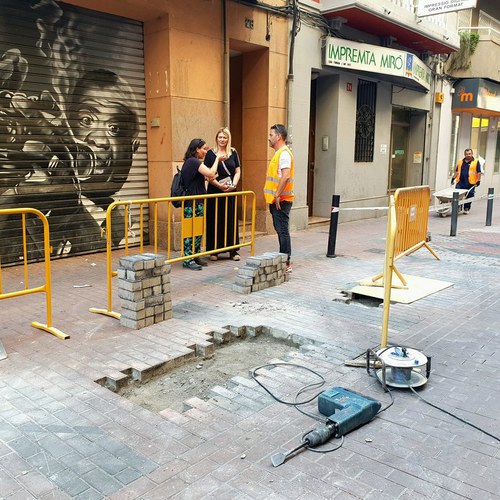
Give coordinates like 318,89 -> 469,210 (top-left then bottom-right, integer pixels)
118,253 -> 172,329
233,252 -> 288,294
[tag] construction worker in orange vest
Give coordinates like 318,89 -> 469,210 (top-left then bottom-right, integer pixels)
264,124 -> 294,272
452,148 -> 483,213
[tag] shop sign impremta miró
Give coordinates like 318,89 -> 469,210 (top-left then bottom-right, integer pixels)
324,38 -> 431,91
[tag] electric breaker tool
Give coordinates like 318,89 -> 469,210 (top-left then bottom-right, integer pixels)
271,387 -> 381,467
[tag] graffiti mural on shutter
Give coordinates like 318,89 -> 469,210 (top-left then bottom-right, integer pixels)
0,0 -> 147,264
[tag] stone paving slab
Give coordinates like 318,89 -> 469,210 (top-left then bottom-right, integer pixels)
0,199 -> 499,498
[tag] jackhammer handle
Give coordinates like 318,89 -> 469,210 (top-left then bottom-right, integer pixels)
304,423 -> 337,447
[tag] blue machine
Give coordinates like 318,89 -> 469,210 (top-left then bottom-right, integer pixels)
318,387 -> 381,437
271,387 -> 381,466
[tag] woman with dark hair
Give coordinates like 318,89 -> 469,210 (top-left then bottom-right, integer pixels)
204,127 -> 241,261
180,138 -> 221,270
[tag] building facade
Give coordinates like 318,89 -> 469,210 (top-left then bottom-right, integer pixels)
442,2 -> 500,193
2,0 -> 498,263
0,0 -> 290,262
288,0 -> 464,227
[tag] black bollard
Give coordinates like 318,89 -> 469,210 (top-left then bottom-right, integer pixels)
327,195 -> 340,258
450,190 -> 459,236
486,187 -> 494,227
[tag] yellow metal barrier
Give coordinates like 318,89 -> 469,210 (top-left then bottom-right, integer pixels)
90,191 -> 257,319
381,195 -> 397,348
0,208 -> 69,340
373,185 -> 439,287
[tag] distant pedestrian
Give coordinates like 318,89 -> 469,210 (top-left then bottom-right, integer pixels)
452,148 -> 483,213
264,124 -> 294,272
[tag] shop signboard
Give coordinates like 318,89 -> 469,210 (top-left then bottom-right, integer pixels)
417,0 -> 477,17
452,79 -> 500,113
324,38 -> 431,90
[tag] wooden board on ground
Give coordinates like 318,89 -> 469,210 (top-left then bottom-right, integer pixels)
350,274 -> 453,304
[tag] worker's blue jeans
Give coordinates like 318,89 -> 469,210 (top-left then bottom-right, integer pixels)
457,183 -> 475,211
270,201 -> 292,263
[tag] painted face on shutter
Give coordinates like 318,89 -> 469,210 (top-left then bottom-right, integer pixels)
70,88 -> 139,196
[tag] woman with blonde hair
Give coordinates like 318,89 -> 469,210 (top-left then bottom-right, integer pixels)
204,127 -> 241,261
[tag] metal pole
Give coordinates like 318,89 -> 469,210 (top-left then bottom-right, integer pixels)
486,187 -> 494,227
326,195 -> 340,258
450,191 -> 459,237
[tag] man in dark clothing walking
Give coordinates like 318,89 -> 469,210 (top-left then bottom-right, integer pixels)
452,148 -> 483,213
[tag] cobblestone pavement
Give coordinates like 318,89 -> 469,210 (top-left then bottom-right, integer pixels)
0,199 -> 499,499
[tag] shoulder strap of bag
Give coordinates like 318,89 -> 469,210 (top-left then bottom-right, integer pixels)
221,160 -> 231,178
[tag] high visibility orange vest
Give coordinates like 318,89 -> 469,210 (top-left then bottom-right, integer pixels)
264,146 -> 294,204
454,159 -> 480,185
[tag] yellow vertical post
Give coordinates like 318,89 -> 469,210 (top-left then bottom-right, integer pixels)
234,195 -> 238,249
89,200 -> 121,319
21,214 -> 29,289
381,195 -> 397,348
251,193 -> 256,256
154,202 -> 158,254
139,203 -> 144,252
124,204 -> 130,255
27,209 -> 69,339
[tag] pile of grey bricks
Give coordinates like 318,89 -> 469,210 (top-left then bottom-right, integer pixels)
233,252 -> 288,294
117,253 -> 172,329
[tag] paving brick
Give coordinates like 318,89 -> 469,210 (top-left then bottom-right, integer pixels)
81,467 -> 124,496
1,204 -> 500,499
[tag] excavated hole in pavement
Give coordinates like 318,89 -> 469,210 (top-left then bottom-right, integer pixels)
118,334 -> 301,413
350,294 -> 383,308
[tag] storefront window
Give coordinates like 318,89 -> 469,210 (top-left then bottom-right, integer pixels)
495,120 -> 500,173
471,116 -> 488,160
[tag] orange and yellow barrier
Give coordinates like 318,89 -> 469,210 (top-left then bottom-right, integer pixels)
373,185 -> 439,288
90,191 -> 257,319
0,208 -> 69,340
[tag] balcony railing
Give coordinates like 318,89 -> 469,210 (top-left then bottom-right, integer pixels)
458,26 -> 500,42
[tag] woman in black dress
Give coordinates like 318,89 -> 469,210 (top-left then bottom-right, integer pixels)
204,127 -> 241,261
180,138 -> 221,270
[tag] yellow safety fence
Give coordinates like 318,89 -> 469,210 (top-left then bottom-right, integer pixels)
0,208 -> 69,340
90,190 -> 257,319
373,185 -> 439,288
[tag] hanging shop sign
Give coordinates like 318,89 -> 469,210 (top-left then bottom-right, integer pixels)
417,0 -> 477,18
324,38 -> 431,91
452,78 -> 500,115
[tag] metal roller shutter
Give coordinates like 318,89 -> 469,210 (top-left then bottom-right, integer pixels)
0,0 -> 148,264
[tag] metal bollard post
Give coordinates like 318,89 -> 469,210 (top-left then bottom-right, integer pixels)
450,191 -> 459,237
326,195 -> 340,258
486,187 -> 494,227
